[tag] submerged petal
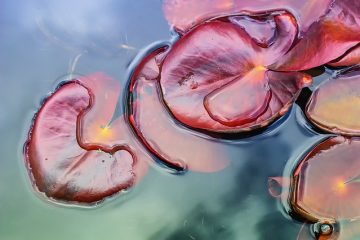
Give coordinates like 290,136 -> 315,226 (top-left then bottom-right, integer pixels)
306,67 -> 360,136
25,74 -> 148,205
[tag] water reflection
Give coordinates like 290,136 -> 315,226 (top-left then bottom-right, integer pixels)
148,131 -> 304,239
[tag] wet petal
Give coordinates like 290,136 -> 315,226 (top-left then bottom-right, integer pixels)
163,0 -> 331,34
306,67 -> 360,136
291,136 -> 360,220
329,44 -> 360,67
204,68 -> 270,127
160,13 -> 310,132
129,48 -> 230,172
272,0 -> 360,71
25,75 -> 148,205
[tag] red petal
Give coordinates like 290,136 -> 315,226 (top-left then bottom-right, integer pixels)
129,48 -> 230,172
291,136 -> 360,220
163,0 -> 331,34
329,44 -> 360,67
160,13 -> 309,132
25,76 -> 148,205
306,67 -> 360,136
271,0 -> 360,71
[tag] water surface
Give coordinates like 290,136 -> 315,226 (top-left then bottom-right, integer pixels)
0,1 -> 333,239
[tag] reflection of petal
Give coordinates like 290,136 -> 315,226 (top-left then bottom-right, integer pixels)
160,12 -> 311,132
163,0 -> 331,34
271,0 -> 360,71
306,67 -> 360,136
25,74 -> 148,205
291,137 -> 360,220
329,44 -> 360,67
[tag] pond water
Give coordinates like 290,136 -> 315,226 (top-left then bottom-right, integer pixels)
0,0 -> 339,239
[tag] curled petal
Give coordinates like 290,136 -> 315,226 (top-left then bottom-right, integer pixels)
306,66 -> 360,136
25,74 -> 148,205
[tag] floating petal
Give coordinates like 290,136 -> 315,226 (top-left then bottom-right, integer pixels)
160,13 -> 311,132
25,74 -> 148,205
306,67 -> 360,136
129,48 -> 230,172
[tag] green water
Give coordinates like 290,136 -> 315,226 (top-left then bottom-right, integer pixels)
0,1 -> 334,239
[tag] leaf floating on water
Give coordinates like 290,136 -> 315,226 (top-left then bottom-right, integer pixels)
160,12 -> 312,133
290,136 -> 360,221
306,66 -> 360,136
271,0 -> 360,71
129,47 -> 230,172
25,73 -> 149,205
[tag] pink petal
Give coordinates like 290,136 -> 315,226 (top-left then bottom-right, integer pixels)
76,73 -> 122,150
306,67 -> 360,136
160,13 -> 309,132
129,48 -> 230,172
25,75 -> 148,205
